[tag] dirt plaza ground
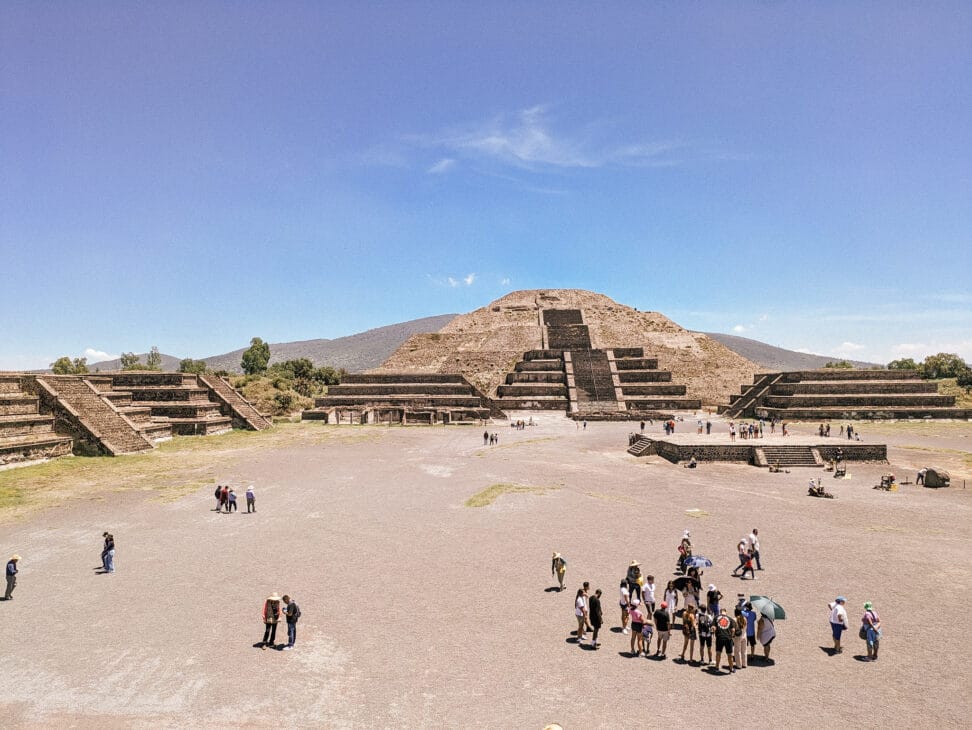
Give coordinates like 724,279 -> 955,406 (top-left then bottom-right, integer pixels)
0,415 -> 970,728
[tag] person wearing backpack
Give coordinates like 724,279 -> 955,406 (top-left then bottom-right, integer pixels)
696,605 -> 713,665
282,594 -> 301,650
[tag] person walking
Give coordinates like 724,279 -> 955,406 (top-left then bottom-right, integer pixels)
588,589 -> 603,649
4,554 -> 19,600
228,489 -> 238,512
749,528 -> 762,570
246,485 -> 256,513
551,553 -> 567,592
102,532 -> 115,573
829,596 -> 848,654
733,607 -> 748,668
574,588 -> 588,643
261,592 -> 282,649
732,538 -> 749,576
861,601 -> 881,661
282,594 -> 300,650
740,550 -> 756,581
679,604 -> 697,662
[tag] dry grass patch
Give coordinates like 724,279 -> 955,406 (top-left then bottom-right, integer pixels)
465,483 -> 560,507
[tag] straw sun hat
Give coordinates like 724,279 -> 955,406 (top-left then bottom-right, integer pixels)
267,592 -> 282,601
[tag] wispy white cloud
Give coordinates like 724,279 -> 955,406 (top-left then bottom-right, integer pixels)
833,341 -> 866,354
463,273 -> 476,286
447,277 -> 459,288
84,347 -> 118,362
732,324 -> 746,333
500,277 -> 511,286
406,105 -> 707,172
427,158 -> 456,174
441,273 -> 476,289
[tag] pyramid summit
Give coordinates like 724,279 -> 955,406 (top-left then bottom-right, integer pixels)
376,288 -> 761,406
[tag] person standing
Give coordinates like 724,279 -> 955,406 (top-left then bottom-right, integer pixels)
228,489 -> 238,512
732,607 -> 748,669
282,594 -> 300,650
246,485 -> 256,513
643,574 -> 656,614
626,561 -> 642,602
551,553 -> 567,592
706,584 -> 722,618
588,589 -> 603,649
696,605 -> 713,665
862,601 -> 881,661
757,613 -> 776,660
653,602 -> 671,657
214,485 -> 223,511
749,528 -> 762,570
742,602 -> 758,659
574,588 -> 588,643
679,604 -> 697,662
829,596 -> 848,654
483,430 -> 489,445
220,485 -> 230,513
4,555 -> 19,600
619,580 -> 630,633
713,608 -> 736,673
663,581 -> 678,623
628,600 -> 645,655
261,592 -> 282,649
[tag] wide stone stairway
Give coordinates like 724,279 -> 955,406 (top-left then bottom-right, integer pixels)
755,445 -> 823,468
0,374 -> 73,467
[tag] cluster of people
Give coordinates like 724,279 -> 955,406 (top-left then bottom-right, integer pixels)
509,418 -> 533,430
214,484 -> 256,513
662,419 -> 679,435
728,421 -> 764,441
482,431 -> 500,445
730,529 -> 761,579
260,592 -> 301,650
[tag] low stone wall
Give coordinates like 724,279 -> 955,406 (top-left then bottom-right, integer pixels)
614,359 -> 659,370
764,394 -> 954,408
618,371 -> 672,383
343,373 -> 465,384
773,382 -> 937,395
628,437 -> 886,464
780,370 -> 919,382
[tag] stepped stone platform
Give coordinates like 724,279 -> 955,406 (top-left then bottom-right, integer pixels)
722,370 -> 972,421
627,433 -> 886,467
301,373 -> 492,424
0,374 -> 73,468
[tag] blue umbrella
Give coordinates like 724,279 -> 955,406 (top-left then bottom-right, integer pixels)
684,555 -> 713,569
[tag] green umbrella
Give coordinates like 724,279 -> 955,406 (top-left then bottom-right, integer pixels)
750,595 -> 786,620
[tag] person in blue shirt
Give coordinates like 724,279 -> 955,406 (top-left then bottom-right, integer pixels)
742,602 -> 758,659
4,554 -> 20,600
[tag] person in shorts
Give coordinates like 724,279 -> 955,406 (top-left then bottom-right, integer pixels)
742,602 -> 758,658
713,608 -> 737,673
829,596 -> 848,654
619,580 -> 631,634
628,600 -> 646,656
653,602 -> 671,657
696,604 -> 713,665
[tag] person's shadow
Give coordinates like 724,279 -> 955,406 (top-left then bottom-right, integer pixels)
819,646 -> 837,656
544,587 -> 561,593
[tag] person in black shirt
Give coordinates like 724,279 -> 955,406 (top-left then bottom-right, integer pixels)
653,603 -> 671,657
588,589 -> 603,649
282,594 -> 300,650
713,608 -> 737,673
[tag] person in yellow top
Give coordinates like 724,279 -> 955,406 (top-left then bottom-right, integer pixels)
551,553 -> 567,591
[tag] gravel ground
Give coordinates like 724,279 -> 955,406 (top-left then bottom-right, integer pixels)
0,414 -> 969,728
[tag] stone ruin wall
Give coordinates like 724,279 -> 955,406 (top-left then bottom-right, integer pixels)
375,289 -> 764,406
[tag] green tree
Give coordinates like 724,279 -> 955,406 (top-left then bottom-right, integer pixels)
956,368 -> 972,394
119,352 -> 141,370
145,346 -> 163,371
50,356 -> 88,374
241,337 -> 271,375
179,358 -> 208,374
824,360 -> 854,369
919,352 -> 968,379
887,357 -> 919,370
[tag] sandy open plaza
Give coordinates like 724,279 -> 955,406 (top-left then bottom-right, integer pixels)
1,415 -> 969,728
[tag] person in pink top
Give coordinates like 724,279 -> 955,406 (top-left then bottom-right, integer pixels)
628,600 -> 646,656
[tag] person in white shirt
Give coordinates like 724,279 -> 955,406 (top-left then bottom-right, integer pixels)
574,587 -> 588,643
619,580 -> 631,634
749,528 -> 762,570
643,575 -> 657,614
829,596 -> 848,654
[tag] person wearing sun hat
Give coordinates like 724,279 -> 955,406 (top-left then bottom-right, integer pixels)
4,554 -> 20,600
261,592 -> 282,649
626,560 -> 642,601
828,596 -> 848,654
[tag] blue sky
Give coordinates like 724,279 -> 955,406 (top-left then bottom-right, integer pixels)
2,2 -> 970,370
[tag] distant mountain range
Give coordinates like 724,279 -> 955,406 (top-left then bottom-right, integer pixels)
87,315 -> 880,373
704,333 -> 879,370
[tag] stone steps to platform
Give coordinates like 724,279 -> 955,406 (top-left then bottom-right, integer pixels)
627,436 -> 655,457
756,445 -> 823,468
198,374 -> 273,431
36,376 -> 154,456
